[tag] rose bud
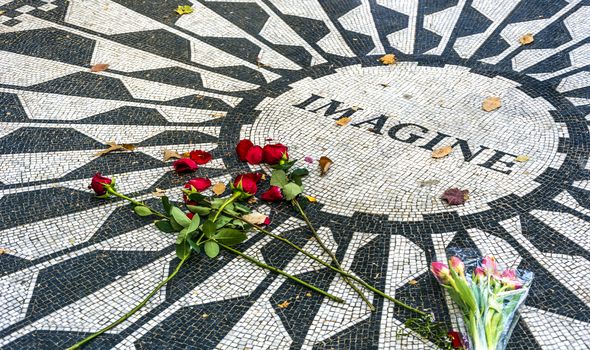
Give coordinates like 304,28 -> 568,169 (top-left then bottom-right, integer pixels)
173,158 -> 198,173
186,212 -> 194,220
245,145 -> 263,165
447,331 -> 464,349
236,139 -> 254,161
185,178 -> 212,192
189,150 -> 212,165
473,267 -> 485,283
233,173 -> 259,195
89,173 -> 114,196
260,186 -> 284,202
448,256 -> 465,277
262,143 -> 289,165
482,255 -> 498,275
430,261 -> 451,285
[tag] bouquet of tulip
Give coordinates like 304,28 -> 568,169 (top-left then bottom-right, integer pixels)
431,255 -> 533,350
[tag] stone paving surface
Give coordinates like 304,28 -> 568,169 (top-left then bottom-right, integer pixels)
0,0 -> 589,349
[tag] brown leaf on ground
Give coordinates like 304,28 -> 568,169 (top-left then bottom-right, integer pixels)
90,63 -> 109,72
482,96 -> 501,112
210,112 -> 225,118
515,155 -> 529,162
152,188 -> 166,197
212,182 -> 226,195
242,212 -> 269,225
519,33 -> 534,45
95,141 -> 136,156
0,248 -> 12,255
319,156 -> 333,176
441,188 -> 470,206
247,197 -> 258,204
277,300 -> 290,309
431,145 -> 453,159
408,279 -> 418,285
379,54 -> 396,65
335,117 -> 352,126
163,149 -> 182,162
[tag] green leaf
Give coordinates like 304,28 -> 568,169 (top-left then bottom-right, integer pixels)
188,192 -> 206,203
176,228 -> 187,244
133,205 -> 152,216
270,170 -> 288,188
187,237 -> 201,253
202,220 -> 216,238
186,213 -> 201,234
230,219 -> 246,229
215,215 -> 232,229
187,205 -> 211,215
154,220 -> 175,233
290,168 -> 309,186
170,206 -> 191,227
204,241 -> 220,258
213,228 -> 248,246
233,202 -> 251,214
176,240 -> 191,260
282,182 -> 303,201
210,198 -> 225,209
169,217 -> 183,231
161,196 -> 172,215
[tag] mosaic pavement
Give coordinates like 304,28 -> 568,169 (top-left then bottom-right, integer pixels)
1,0 -> 590,348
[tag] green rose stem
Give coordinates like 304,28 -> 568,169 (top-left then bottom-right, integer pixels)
66,255 -> 190,350
105,186 -> 167,219
219,242 -> 343,303
211,191 -> 241,222
291,199 -> 376,312
213,204 -> 427,317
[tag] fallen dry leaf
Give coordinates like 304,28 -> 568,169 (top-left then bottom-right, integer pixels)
277,300 -> 290,309
0,248 -> 12,255
247,197 -> 258,204
261,174 -> 267,181
175,5 -> 193,15
304,195 -> 317,203
95,141 -> 136,157
379,53 -> 396,65
441,188 -> 470,206
305,292 -> 312,297
431,145 -> 453,159
212,182 -> 226,195
90,63 -> 109,72
482,96 -> 501,112
152,188 -> 166,197
0,10 -> 5,15
163,149 -> 182,162
242,212 -> 269,225
408,279 -> 418,285
519,33 -> 534,45
210,112 -> 225,118
319,156 -> 333,176
202,313 -> 209,318
515,155 -> 529,162
335,117 -> 352,126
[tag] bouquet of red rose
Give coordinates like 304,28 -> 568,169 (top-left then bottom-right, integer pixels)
431,254 -> 533,350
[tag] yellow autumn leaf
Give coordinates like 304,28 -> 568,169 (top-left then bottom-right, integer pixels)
431,145 -> 453,159
515,155 -> 529,162
90,63 -> 109,72
163,149 -> 182,162
152,188 -> 166,197
335,117 -> 351,126
304,195 -> 317,203
175,5 -> 193,15
519,33 -> 534,45
408,279 -> 418,285
482,96 -> 501,112
277,300 -> 290,309
379,54 -> 396,65
95,141 -> 136,157
212,182 -> 226,195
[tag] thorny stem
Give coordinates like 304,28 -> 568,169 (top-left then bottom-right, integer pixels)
291,199 -> 376,312
214,203 -> 426,317
66,255 -> 189,350
106,186 -> 168,219
219,243 -> 344,303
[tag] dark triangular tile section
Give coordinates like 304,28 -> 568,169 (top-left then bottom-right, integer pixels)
0,127 -> 103,154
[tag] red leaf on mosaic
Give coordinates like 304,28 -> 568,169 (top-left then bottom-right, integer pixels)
262,144 -> 289,165
89,173 -> 112,196
189,150 -> 212,165
173,158 -> 198,173
184,178 -> 212,192
245,145 -> 264,165
90,63 -> 109,72
236,139 -> 254,161
441,188 -> 469,205
260,186 -> 283,202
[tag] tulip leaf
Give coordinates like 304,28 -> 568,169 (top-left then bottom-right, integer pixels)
170,206 -> 191,227
155,220 -> 175,233
202,219 -> 216,237
282,182 -> 302,201
187,205 -> 211,215
270,170 -> 288,188
161,196 -> 172,214
133,206 -> 152,217
290,168 -> 309,186
213,228 -> 247,246
204,241 -> 220,258
175,239 -> 191,260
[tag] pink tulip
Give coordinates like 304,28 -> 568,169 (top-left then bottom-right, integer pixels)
431,262 -> 451,285
473,267 -> 485,283
501,268 -> 517,280
482,255 -> 497,275
449,256 -> 465,277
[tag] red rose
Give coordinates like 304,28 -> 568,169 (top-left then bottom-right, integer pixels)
184,178 -> 212,192
447,331 -> 464,349
189,150 -> 212,165
233,173 -> 259,195
245,145 -> 263,165
186,212 -> 194,220
262,144 -> 288,164
236,139 -> 254,161
173,158 -> 198,173
260,186 -> 284,202
89,173 -> 112,196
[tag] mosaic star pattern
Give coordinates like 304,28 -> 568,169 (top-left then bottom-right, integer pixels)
0,0 -> 589,349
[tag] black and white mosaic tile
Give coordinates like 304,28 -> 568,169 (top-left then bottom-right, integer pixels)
0,0 -> 589,348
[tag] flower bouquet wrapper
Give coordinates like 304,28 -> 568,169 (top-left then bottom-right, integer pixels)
431,250 -> 533,350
